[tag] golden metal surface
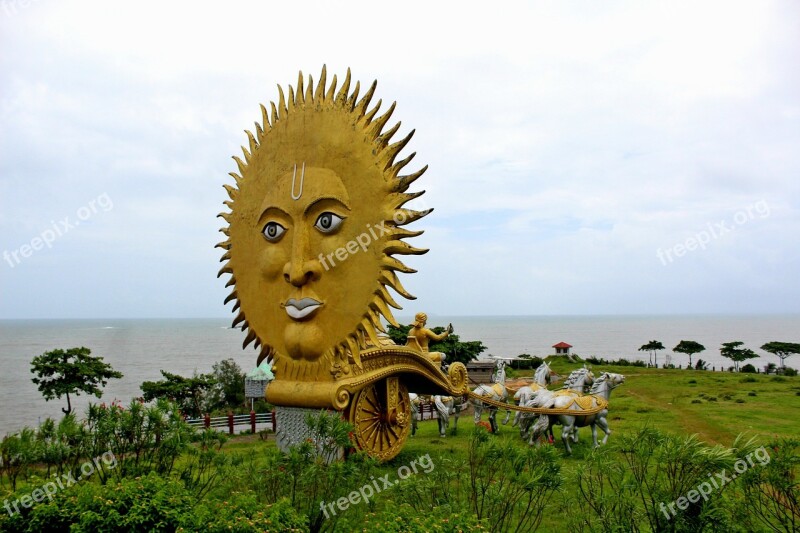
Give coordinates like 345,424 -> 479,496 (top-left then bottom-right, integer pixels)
218,66 -> 430,386
347,378 -> 411,462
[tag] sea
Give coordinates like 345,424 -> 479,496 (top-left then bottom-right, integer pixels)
1,314 -> 798,436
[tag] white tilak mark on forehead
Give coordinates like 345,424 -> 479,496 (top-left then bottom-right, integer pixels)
291,162 -> 305,200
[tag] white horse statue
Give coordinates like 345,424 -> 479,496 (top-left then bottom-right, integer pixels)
529,372 -> 625,453
515,365 -> 594,439
471,359 -> 511,433
409,392 -> 424,436
432,395 -> 462,437
511,361 -> 557,430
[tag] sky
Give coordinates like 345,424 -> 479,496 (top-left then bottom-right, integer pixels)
1,0 -> 799,319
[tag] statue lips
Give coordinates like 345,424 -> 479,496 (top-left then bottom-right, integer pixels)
283,297 -> 323,320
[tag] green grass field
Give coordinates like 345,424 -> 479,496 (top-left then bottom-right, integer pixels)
3,363 -> 797,531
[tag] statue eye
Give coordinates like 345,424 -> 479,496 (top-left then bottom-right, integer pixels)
262,221 -> 286,242
314,212 -> 344,234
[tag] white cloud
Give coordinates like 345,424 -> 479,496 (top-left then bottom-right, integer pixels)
1,0 -> 799,317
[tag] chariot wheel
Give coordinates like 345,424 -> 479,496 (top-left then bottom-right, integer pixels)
347,377 -> 410,461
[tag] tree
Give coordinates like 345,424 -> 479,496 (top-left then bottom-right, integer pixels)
760,342 -> 800,370
140,370 -> 217,418
720,341 -> 758,372
638,340 -> 665,367
209,358 -> 246,410
673,340 -> 706,368
30,347 -> 123,415
386,323 -> 487,365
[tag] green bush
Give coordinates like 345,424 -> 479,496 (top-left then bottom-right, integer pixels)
340,503 -> 487,532
741,364 -> 757,373
572,428 -> 737,532
0,473 -> 309,533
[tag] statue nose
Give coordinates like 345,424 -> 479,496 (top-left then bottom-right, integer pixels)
283,261 -> 319,287
283,232 -> 321,287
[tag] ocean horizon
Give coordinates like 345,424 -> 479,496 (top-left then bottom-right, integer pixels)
2,313 -> 798,436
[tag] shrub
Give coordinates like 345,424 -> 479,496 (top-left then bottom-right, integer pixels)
784,367 -> 798,377
735,437 -> 800,533
343,503 -> 487,532
573,429 -> 735,532
741,364 -> 757,373
0,473 -> 194,532
740,376 -> 758,383
0,474 -> 309,533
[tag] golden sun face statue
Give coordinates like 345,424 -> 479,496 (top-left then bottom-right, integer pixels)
218,67 -> 429,383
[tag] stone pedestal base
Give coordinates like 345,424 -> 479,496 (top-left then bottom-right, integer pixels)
274,406 -> 344,462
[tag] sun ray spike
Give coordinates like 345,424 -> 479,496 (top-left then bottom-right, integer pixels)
224,276 -> 236,288
296,71 -> 305,104
384,240 -> 427,256
371,299 -> 399,328
233,156 -> 247,175
367,307 -> 386,333
277,85 -> 287,118
217,264 -> 233,277
364,99 -> 383,123
360,318 -> 382,347
347,80 -> 361,111
326,73 -> 337,101
270,101 -> 279,124
390,190 -> 425,209
224,291 -> 238,305
369,102 -> 396,136
393,166 -> 428,193
232,313 -> 245,328
376,121 -> 400,148
214,240 -> 230,251
346,336 -> 362,368
254,121 -> 263,140
219,251 -> 231,262
387,152 -> 416,175
377,285 -> 402,310
394,207 -> 433,226
305,73 -> 314,103
355,80 -> 377,117
222,183 -> 237,199
240,145 -> 251,164
316,65 -> 328,101
245,130 -> 258,154
336,69 -> 351,104
383,131 -> 415,167
260,104 -> 270,130
388,224 -> 424,239
382,256 -> 418,273
380,270 -> 416,300
242,330 -> 256,349
288,85 -> 296,108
